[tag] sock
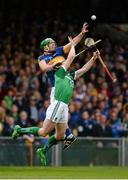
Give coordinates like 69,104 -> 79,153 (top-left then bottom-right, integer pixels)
65,128 -> 73,139
18,127 -> 39,136
43,134 -> 58,154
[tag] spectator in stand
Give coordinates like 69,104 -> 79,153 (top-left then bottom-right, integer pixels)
109,109 -> 126,137
112,60 -> 125,82
116,101 -> 123,120
10,104 -> 19,122
92,114 -> 112,137
4,87 -> 15,110
39,99 -> 50,121
69,100 -> 82,129
2,115 -> 15,136
31,90 -> 43,109
0,107 -> 5,136
16,111 -> 30,128
0,99 -> 10,115
98,99 -> 110,117
6,65 -> 18,87
77,110 -> 91,137
123,112 -> 128,130
0,74 -> 8,103
13,92 -> 29,112
27,96 -> 39,126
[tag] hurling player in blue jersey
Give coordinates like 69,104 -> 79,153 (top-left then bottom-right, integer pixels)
38,22 -> 88,150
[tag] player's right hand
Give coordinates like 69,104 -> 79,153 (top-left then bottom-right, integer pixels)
93,50 -> 100,60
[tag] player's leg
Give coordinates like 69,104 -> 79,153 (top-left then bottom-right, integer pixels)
55,122 -> 67,140
47,100 -> 76,150
50,88 -> 75,142
39,122 -> 67,155
12,125 -> 39,140
62,104 -> 76,150
12,102 -> 56,140
63,134 -> 76,150
36,119 -> 56,166
37,100 -> 63,165
63,125 -> 76,150
37,122 -> 67,166
38,100 -> 64,154
38,119 -> 55,136
12,119 -> 55,140
39,100 -> 64,137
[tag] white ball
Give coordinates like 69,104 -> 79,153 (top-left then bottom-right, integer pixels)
91,15 -> 96,20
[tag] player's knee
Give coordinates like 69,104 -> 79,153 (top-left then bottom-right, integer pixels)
56,133 -> 65,140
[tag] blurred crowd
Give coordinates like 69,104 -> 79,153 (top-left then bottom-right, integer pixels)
0,6 -> 128,139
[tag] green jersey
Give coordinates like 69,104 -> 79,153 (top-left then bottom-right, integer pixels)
54,66 -> 75,105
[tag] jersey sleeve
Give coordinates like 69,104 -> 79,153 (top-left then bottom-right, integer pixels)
63,45 -> 70,54
38,55 -> 43,61
70,71 -> 76,80
57,46 -> 70,55
38,55 -> 50,64
56,46 -> 65,55
38,55 -> 45,62
55,66 -> 67,78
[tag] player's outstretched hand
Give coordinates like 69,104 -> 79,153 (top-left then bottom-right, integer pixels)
68,36 -> 75,46
81,22 -> 89,34
93,49 -> 100,60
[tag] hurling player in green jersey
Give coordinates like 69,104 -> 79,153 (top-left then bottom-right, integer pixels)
38,22 -> 89,150
12,37 -> 99,166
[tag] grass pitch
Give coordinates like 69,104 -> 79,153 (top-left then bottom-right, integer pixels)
0,166 -> 128,179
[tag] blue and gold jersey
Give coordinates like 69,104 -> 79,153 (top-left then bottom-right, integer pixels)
38,46 -> 66,87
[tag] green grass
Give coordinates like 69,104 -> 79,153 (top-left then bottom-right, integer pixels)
0,166 -> 128,179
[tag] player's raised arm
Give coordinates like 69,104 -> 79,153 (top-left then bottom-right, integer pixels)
62,36 -> 76,70
63,22 -> 89,54
75,50 -> 100,80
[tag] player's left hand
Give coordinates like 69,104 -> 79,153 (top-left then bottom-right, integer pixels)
68,36 -> 75,46
81,22 -> 89,34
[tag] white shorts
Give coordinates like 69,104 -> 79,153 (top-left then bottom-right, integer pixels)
46,100 -> 68,123
50,87 -> 55,104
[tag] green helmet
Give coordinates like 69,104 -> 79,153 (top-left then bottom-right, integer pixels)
40,38 -> 55,50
